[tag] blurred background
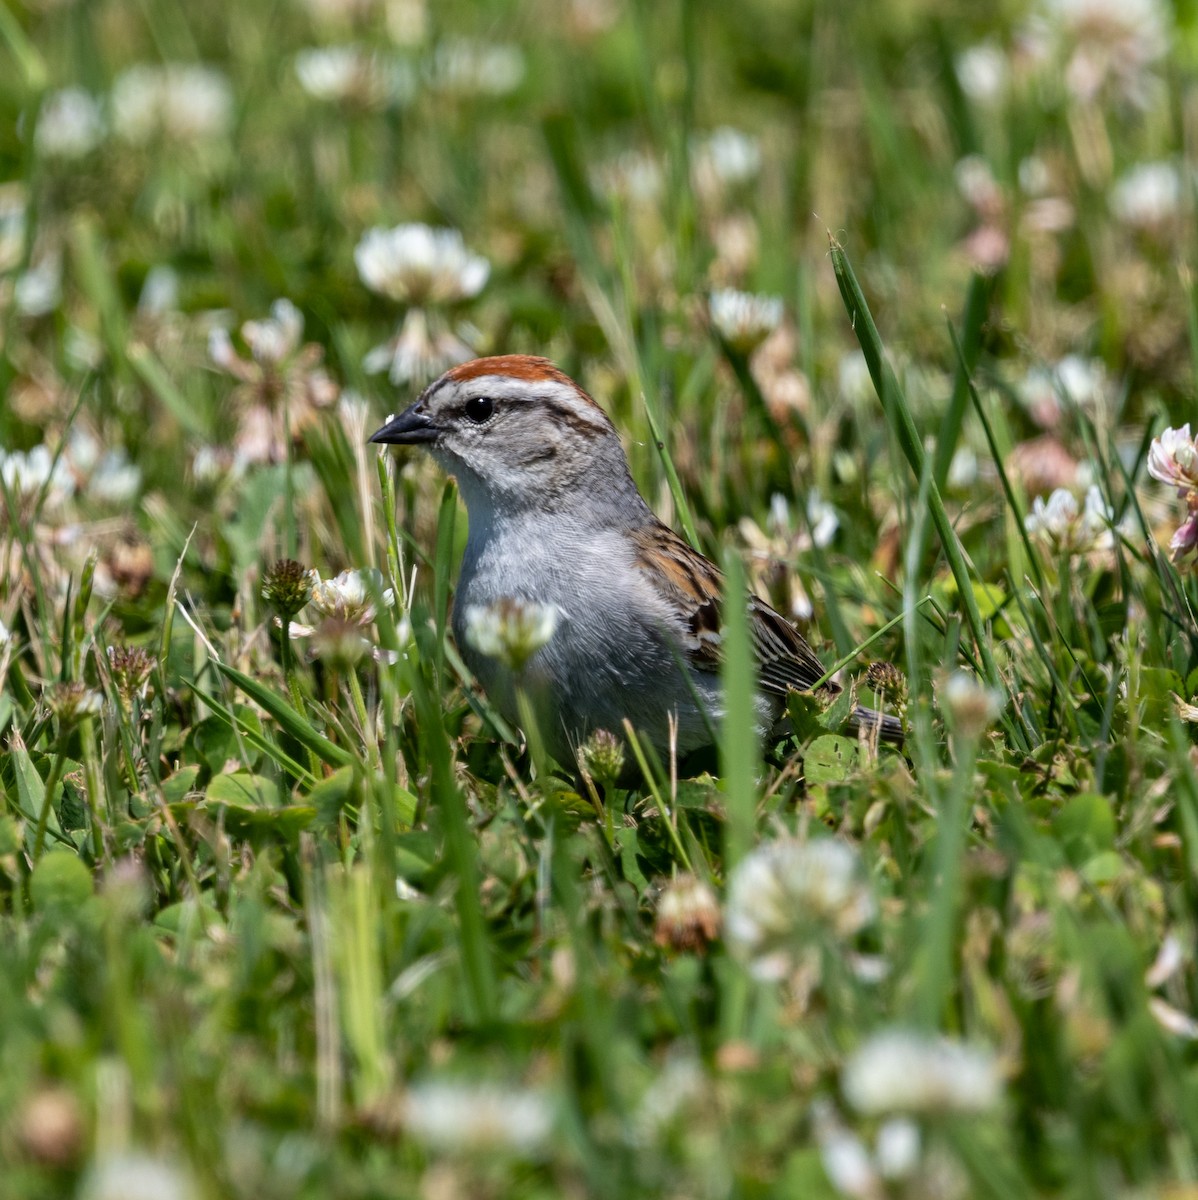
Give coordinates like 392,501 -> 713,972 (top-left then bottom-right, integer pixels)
1,0 -> 1194,601
4,4 -> 1198,1197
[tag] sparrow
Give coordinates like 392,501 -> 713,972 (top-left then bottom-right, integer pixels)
370,355 -> 901,771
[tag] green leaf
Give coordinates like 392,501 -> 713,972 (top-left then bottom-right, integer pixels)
155,897 -> 221,935
206,773 -> 315,838
394,831 -> 438,888
211,661 -> 353,768
786,689 -> 831,742
1136,667 -> 1184,728
30,851 -> 93,914
1079,850 -> 1125,888
309,765 -> 357,826
189,682 -> 316,780
617,826 -> 650,891
191,714 -> 252,776
804,735 -> 859,784
0,815 -> 21,856
390,782 -> 418,828
206,772 -> 275,808
162,764 -> 202,804
674,775 -> 720,809
9,743 -> 63,851
822,680 -> 856,734
1052,793 -> 1116,865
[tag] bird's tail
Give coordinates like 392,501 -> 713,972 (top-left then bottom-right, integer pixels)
849,704 -> 905,746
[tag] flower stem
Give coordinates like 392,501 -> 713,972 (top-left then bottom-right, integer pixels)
33,739 -> 69,860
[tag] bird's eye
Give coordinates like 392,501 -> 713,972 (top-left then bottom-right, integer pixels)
464,396 -> 494,424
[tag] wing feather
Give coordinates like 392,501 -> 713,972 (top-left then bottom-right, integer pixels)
630,520 -> 836,697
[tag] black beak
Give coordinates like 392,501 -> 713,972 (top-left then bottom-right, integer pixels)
368,403 -> 440,445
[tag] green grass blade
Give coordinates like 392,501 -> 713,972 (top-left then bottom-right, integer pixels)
829,237 -> 1004,693
211,661 -> 354,769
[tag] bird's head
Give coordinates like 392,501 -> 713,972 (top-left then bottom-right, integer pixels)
369,355 -> 640,517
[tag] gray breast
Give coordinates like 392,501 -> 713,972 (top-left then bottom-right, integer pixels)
452,519 -> 722,765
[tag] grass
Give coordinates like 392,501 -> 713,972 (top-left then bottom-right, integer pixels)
3,0 -> 1198,1196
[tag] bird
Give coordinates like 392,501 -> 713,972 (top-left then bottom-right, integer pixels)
369,354 -> 902,772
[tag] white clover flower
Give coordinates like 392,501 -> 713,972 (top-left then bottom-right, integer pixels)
654,874 -> 721,952
632,1051 -> 707,1145
956,40 -> 1009,104
1145,933 -> 1184,989
238,298 -> 304,365
13,252 -> 62,318
724,837 -> 876,981
208,300 -> 338,466
0,616 -> 10,645
1148,425 -> 1198,495
954,154 -> 1001,214
66,426 -> 104,475
64,326 -> 103,371
806,490 -> 838,549
355,223 -> 489,307
1147,425 -> 1198,561
0,444 -> 75,506
402,1080 -> 553,1156
138,265 -> 180,317
766,491 -> 838,551
427,39 -> 525,97
47,682 -> 105,721
709,289 -> 783,355
947,446 -> 979,490
88,451 -> 142,505
837,351 -> 874,404
842,1029 -> 1002,1116
1038,0 -> 1169,107
942,671 -> 1005,738
191,445 -> 241,484
1018,155 -> 1051,196
295,45 -> 414,107
811,1099 -> 879,1200
1024,485 -> 1116,554
1110,161 -> 1183,230
111,64 -> 233,145
308,567 -> 395,626
875,1117 -> 922,1181
691,127 -> 761,199
34,88 -> 104,159
464,598 -> 559,672
1149,997 -> 1198,1040
1056,355 -> 1109,408
79,1152 -> 197,1200
593,149 -> 664,205
1019,355 -> 1110,428
362,306 -> 475,385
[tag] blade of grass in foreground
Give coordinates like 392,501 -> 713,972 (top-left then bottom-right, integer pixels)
212,660 -> 354,769
410,657 -> 497,1025
829,237 -> 1006,697
932,271 -> 992,492
720,549 -> 759,872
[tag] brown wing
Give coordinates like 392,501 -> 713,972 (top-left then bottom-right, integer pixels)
631,520 -> 834,696
631,521 -> 724,673
748,593 -> 836,697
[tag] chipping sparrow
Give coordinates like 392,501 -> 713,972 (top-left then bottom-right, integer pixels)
370,355 -> 901,770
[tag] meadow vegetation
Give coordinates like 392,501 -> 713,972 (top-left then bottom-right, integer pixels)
2,0 -> 1198,1195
